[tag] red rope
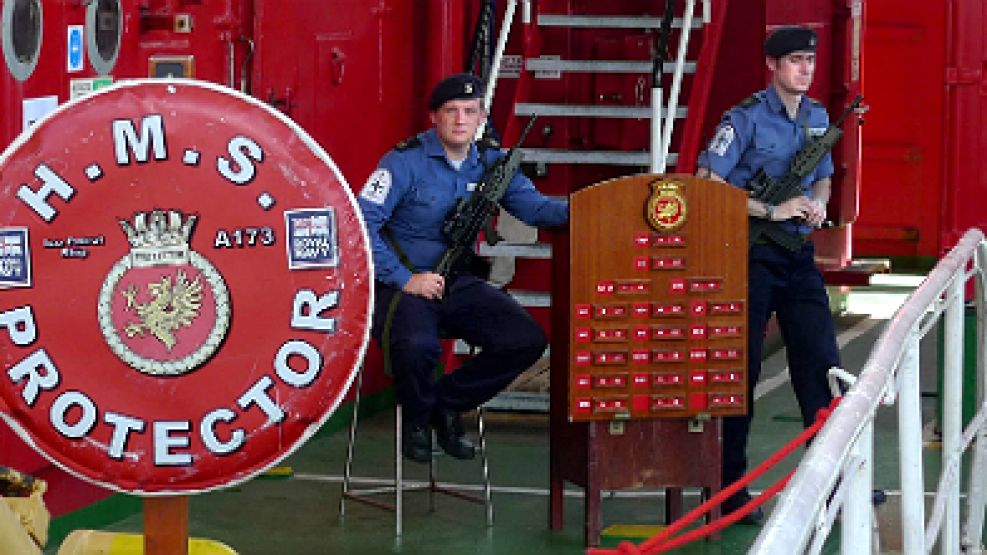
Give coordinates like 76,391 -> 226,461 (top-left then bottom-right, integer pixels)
587,397 -> 840,555
649,468 -> 795,552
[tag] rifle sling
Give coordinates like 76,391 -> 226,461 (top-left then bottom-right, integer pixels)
380,227 -> 417,377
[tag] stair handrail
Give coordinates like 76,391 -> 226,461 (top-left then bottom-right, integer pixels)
750,227 -> 987,554
656,0 -> 697,173
477,0 -> 521,141
650,0 -> 677,173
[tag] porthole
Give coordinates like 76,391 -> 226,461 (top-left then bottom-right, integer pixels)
1,0 -> 43,81
86,0 -> 121,75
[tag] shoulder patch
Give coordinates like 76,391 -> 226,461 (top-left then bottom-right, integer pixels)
707,124 -> 735,157
359,168 -> 392,205
737,94 -> 761,109
394,136 -> 422,151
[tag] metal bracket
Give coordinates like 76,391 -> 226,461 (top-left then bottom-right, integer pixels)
688,413 -> 711,433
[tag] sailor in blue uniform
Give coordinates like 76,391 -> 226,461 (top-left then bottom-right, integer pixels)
358,73 -> 568,463
697,26 -> 839,524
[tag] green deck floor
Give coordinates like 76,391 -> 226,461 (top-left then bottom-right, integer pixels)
42,297 -> 978,554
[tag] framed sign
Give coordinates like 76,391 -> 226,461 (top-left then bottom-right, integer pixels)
0,80 -> 372,494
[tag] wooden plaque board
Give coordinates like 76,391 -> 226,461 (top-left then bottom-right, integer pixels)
567,174 -> 748,420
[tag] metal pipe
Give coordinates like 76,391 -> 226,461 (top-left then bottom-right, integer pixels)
807,456 -> 858,553
338,366 -> 364,519
227,40 -> 235,90
659,0 -> 696,171
477,0 -> 518,140
941,276 -> 964,551
965,241 -> 987,551
898,336 -> 926,553
478,406 -> 494,526
964,400 -> 987,550
842,420 -> 874,555
395,404 -> 403,536
239,36 -> 254,94
650,0 -> 676,173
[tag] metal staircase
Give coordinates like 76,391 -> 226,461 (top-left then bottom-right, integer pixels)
466,0 -> 722,410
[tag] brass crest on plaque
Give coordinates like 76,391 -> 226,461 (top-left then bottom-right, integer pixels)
646,179 -> 687,231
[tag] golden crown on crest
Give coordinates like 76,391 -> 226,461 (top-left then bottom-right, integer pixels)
119,209 -> 197,250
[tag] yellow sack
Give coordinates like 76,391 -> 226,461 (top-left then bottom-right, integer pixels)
58,530 -> 239,555
0,494 -> 42,554
4,491 -> 50,547
0,465 -> 49,550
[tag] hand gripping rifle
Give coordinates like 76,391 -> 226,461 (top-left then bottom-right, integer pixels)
433,116 -> 538,280
747,94 -> 863,251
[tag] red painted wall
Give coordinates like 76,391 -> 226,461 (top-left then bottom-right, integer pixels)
854,0 -> 987,260
940,1 -> 987,252
853,0 -> 947,259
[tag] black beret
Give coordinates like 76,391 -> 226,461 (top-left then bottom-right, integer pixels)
764,26 -> 817,58
428,73 -> 483,110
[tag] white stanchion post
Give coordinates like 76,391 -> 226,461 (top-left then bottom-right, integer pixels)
942,277 -> 964,551
964,402 -> 987,551
965,243 -> 987,551
843,420 -> 874,555
898,335 -> 926,553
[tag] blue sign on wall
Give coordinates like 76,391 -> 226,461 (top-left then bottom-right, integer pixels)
67,25 -> 84,72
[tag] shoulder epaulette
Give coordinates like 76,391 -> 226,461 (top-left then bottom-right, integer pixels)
394,135 -> 422,151
737,94 -> 761,109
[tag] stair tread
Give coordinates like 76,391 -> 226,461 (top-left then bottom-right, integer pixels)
539,14 -> 704,30
520,147 -> 678,166
506,290 -> 551,308
478,242 -> 553,259
514,102 -> 687,119
525,58 -> 697,74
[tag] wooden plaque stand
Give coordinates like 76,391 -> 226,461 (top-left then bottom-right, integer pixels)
549,174 -> 748,546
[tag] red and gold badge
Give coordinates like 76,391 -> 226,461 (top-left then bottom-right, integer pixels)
645,179 -> 687,231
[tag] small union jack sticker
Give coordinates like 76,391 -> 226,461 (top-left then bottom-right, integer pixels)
0,228 -> 31,289
285,208 -> 338,269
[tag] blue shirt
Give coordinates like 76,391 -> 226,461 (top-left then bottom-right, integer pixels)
696,85 -> 834,235
357,128 -> 569,288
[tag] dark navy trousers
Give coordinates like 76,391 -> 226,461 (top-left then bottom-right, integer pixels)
372,275 -> 547,427
722,242 -> 839,487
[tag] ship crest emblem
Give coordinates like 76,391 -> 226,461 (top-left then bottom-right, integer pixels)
98,209 -> 230,376
646,179 -> 687,232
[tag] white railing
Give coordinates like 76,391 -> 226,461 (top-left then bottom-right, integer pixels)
751,228 -> 987,554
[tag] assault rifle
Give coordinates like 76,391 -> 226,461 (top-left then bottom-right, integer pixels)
748,94 -> 863,251
434,116 -> 538,280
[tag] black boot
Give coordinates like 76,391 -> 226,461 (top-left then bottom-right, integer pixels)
431,410 -> 476,460
721,489 -> 765,525
401,423 -> 432,463
872,489 -> 887,506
